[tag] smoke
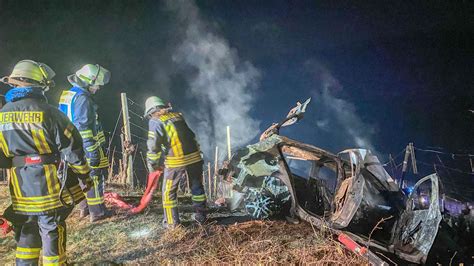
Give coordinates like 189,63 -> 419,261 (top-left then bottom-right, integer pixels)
307,60 -> 378,153
167,0 -> 261,157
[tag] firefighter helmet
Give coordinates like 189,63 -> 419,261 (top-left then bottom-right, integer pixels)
144,96 -> 166,117
70,64 -> 110,87
1,60 -> 55,90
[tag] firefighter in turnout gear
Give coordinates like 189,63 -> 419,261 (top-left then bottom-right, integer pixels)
145,96 -> 207,227
0,60 -> 92,265
58,64 -> 112,222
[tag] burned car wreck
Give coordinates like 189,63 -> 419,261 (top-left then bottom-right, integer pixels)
219,99 -> 446,264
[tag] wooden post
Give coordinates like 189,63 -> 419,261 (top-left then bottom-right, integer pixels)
201,172 -> 205,195
226,126 -> 233,197
120,133 -> 126,184
121,93 -> 134,188
470,157 -> 474,173
118,159 -> 123,184
409,143 -> 418,175
399,143 -> 411,188
214,146 -> 219,198
108,147 -> 116,181
226,126 -> 231,161
208,162 -> 212,198
186,171 -> 191,194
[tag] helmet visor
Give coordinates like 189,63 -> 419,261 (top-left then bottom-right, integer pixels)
94,66 -> 110,86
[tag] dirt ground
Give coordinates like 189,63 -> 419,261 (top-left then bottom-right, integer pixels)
0,184 -> 366,265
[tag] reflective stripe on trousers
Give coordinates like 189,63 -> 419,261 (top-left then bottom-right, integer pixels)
162,160 -> 206,225
14,207 -> 72,266
79,170 -> 107,217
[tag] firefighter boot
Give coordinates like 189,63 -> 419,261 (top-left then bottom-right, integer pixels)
192,203 -> 207,224
192,212 -> 207,224
90,208 -> 114,223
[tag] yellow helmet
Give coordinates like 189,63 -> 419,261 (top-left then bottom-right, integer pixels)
1,60 -> 55,90
71,64 -> 110,86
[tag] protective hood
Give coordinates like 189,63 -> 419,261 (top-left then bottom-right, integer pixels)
5,87 -> 46,102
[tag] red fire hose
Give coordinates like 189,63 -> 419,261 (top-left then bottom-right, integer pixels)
0,216 -> 12,236
104,170 -> 162,214
1,171 -> 161,237
129,170 -> 161,213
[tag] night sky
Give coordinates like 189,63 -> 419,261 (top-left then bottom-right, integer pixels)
0,1 -> 473,198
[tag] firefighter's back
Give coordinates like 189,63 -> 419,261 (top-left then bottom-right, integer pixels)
0,97 -> 84,215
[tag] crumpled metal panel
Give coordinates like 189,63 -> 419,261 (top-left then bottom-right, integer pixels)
232,135 -> 283,188
330,176 -> 365,228
225,135 -> 292,218
222,135 -> 442,264
392,173 -> 442,264
363,152 -> 399,192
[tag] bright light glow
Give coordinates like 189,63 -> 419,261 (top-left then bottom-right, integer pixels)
129,228 -> 152,239
420,197 -> 428,204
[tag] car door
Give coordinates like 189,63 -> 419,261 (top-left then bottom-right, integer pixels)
391,173 -> 442,264
330,149 -> 365,229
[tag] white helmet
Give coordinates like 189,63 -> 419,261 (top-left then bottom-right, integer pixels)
144,96 -> 166,117
68,64 -> 110,87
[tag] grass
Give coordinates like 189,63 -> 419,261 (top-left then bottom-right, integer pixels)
0,184 -> 365,264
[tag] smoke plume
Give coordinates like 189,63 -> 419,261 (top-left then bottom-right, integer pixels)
307,60 -> 378,154
168,0 -> 261,158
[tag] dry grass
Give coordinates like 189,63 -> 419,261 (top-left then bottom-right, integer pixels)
0,183 -> 16,263
0,184 -> 365,265
141,220 -> 365,265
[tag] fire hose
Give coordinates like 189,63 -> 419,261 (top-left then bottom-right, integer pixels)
0,216 -> 12,236
104,170 -> 162,214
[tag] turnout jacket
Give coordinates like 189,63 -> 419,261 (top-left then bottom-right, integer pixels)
58,86 -> 108,169
0,90 -> 90,215
147,112 -> 202,170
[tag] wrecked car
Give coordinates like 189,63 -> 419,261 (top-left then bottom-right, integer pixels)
219,98 -> 443,264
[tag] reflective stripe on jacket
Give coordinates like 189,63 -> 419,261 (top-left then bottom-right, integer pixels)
0,96 -> 90,215
58,87 -> 108,169
147,112 -> 202,170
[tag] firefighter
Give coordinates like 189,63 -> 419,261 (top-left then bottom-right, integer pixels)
58,64 -> 112,222
0,60 -> 92,265
144,96 -> 207,227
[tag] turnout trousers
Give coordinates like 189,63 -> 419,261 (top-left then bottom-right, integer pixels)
13,207 -> 72,266
162,161 -> 206,225
79,168 -> 107,217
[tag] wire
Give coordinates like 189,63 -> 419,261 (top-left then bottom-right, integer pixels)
414,147 -> 474,158
382,148 -> 406,166
416,160 -> 474,175
130,133 -> 148,142
130,122 -> 148,133
106,112 -> 122,156
127,97 -> 142,107
127,97 -> 137,105
128,109 -> 145,120
139,151 -> 150,174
